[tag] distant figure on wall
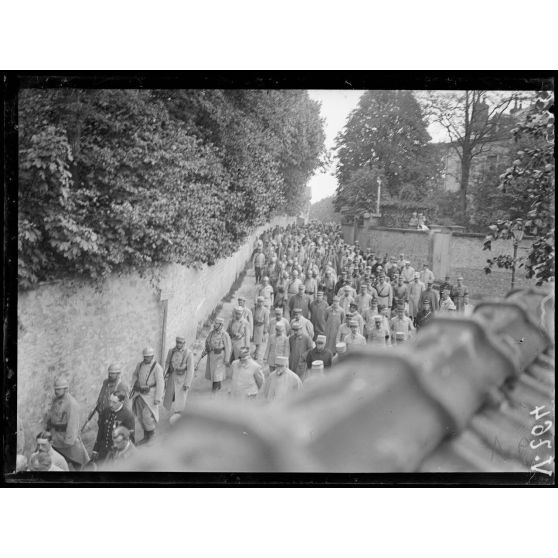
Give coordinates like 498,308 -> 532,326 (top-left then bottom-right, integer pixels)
417,213 -> 429,231
408,212 -> 419,228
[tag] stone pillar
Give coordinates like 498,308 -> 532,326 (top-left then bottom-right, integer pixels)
429,230 -> 451,280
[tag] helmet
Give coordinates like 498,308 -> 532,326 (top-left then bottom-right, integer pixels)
108,363 -> 121,374
54,376 -> 69,389
142,347 -> 155,357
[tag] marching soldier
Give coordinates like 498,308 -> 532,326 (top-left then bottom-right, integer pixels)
227,308 -> 251,362
204,317 -> 232,392
46,376 -> 89,469
261,355 -> 303,401
229,346 -> 265,399
163,336 -> 195,414
130,347 -> 164,444
92,363 -> 130,420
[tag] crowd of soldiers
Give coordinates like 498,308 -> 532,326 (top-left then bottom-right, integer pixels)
16,221 -> 473,473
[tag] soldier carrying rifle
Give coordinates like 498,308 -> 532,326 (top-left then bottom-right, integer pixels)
82,363 -> 130,434
130,347 -> 164,444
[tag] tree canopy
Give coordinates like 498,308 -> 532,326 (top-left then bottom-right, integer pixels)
18,89 -> 326,288
334,90 -> 439,214
483,91 -> 555,285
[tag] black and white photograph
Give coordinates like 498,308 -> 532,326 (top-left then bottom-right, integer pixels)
4,75 -> 554,482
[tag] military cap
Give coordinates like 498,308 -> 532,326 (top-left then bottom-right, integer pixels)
316,335 -> 326,343
349,320 -> 359,327
256,296 -> 265,302
311,360 -> 324,370
54,376 -> 69,389
176,336 -> 186,342
293,308 -> 303,313
291,321 -> 302,330
234,306 -> 243,313
332,296 -> 340,302
215,317 -> 225,325
336,342 -> 347,353
274,307 -> 283,313
108,363 -> 121,373
373,315 -> 383,322
143,346 -> 155,357
238,295 -> 246,301
275,355 -> 288,366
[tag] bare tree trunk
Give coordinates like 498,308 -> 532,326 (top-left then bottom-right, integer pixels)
460,147 -> 472,225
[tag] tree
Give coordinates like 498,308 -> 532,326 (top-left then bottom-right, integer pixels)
423,90 -> 530,224
18,89 -> 326,288
308,196 -> 343,224
483,91 -> 555,286
334,90 -> 437,214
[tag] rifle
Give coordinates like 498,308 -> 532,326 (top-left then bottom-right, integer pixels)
128,382 -> 138,400
81,403 -> 100,433
194,351 -> 207,371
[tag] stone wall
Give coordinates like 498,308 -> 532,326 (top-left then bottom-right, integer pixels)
345,225 -> 537,300
17,216 -> 294,453
450,232 -> 532,270
359,227 -> 431,264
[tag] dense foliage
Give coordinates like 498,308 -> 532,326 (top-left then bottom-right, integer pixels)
334,90 -> 441,214
18,89 -> 325,287
308,196 -> 343,224
483,92 -> 555,285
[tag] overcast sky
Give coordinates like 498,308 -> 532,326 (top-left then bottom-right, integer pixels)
307,89 -> 447,203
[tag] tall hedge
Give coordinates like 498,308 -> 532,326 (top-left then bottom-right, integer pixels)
18,89 -> 325,287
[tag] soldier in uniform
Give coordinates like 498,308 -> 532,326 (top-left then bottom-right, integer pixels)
46,376 -> 89,469
93,363 -> 130,419
252,296 -> 270,363
368,315 -> 392,347
306,335 -> 333,369
390,305 -> 415,345
344,320 -> 367,349
238,295 -> 253,339
229,346 -> 265,399
264,322 -> 290,373
415,298 -> 434,330
204,317 -> 232,392
91,390 -> 135,463
130,347 -> 165,444
163,336 -> 195,414
227,308 -> 251,362
261,355 -> 303,401
288,321 -> 314,379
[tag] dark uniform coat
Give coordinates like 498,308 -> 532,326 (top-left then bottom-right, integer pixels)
93,405 -> 135,459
